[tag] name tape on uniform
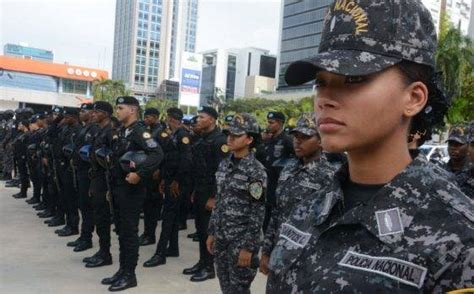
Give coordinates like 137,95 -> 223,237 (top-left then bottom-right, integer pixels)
338,251 -> 427,289
279,223 -> 311,248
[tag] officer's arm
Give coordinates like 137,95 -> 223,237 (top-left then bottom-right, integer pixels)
176,130 -> 192,182
241,173 -> 267,253
262,204 -> 278,256
431,247 -> 474,292
210,135 -> 230,197
135,131 -> 164,180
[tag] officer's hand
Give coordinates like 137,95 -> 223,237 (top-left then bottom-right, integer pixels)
170,180 -> 180,198
126,172 -> 141,185
42,158 -> 48,166
206,235 -> 215,255
159,180 -> 165,194
237,249 -> 252,268
190,191 -> 195,203
259,253 -> 270,275
205,197 -> 216,211
152,170 -> 160,181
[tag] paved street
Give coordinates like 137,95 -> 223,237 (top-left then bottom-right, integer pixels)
0,183 -> 267,293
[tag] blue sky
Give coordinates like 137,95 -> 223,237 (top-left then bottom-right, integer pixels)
0,0 -> 281,73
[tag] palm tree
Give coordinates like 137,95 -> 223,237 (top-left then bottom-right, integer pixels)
435,13 -> 474,123
92,78 -> 131,105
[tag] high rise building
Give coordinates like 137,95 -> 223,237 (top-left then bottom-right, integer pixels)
112,0 -> 198,100
199,47 -> 277,106
3,43 -> 54,62
422,0 -> 472,35
277,0 -> 332,90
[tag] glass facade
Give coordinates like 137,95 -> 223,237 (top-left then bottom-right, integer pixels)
278,0 -> 331,89
4,44 -> 54,62
62,79 -> 88,95
225,55 -> 236,100
0,70 -> 58,92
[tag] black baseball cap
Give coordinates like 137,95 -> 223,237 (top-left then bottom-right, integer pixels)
446,126 -> 467,145
116,96 -> 139,107
144,108 -> 160,117
198,106 -> 218,120
267,112 -> 285,123
285,0 -> 437,86
93,101 -> 113,116
167,107 -> 184,120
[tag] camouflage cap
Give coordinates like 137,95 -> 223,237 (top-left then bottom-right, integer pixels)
224,113 -> 260,136
285,0 -> 437,86
446,126 -> 467,145
290,113 -> 318,136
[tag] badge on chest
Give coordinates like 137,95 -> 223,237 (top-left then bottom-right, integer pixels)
375,207 -> 404,236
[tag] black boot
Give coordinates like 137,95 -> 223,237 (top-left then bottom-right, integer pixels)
143,254 -> 166,267
183,261 -> 204,275
83,250 -> 103,263
108,271 -> 137,292
12,192 -> 27,199
138,234 -> 156,246
73,240 -> 92,252
85,253 -> 112,268
67,237 -> 82,247
57,227 -> 79,237
101,268 -> 124,285
190,266 -> 215,282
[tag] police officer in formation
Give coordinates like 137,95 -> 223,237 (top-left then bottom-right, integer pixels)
265,0 -> 473,292
256,111 -> 294,232
442,126 -> 473,198
181,106 -> 229,282
139,107 -> 164,246
67,103 -> 98,251
143,107 -> 192,267
207,113 -> 267,293
56,108 -> 82,237
83,101 -> 115,268
259,113 -> 337,275
103,96 -> 163,291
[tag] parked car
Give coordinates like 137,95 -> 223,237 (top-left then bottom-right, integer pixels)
419,144 -> 449,163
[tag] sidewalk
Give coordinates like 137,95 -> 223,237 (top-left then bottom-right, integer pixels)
0,183 -> 267,293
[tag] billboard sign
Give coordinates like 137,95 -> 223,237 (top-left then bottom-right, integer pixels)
179,52 -> 202,107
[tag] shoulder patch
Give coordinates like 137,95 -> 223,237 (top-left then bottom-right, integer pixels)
143,132 -> 151,139
221,144 -> 229,153
182,137 -> 190,144
161,132 -> 169,138
248,181 -> 263,200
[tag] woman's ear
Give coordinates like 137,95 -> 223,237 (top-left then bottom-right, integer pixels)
403,81 -> 428,118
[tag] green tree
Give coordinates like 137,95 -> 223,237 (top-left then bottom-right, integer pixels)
435,13 -> 474,124
92,78 -> 131,104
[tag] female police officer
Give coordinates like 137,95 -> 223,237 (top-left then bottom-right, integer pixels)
259,113 -> 336,275
266,0 -> 473,293
206,113 -> 267,294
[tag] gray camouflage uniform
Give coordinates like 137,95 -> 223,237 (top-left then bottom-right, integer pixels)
266,157 -> 474,293
262,113 -> 337,257
208,113 -> 268,294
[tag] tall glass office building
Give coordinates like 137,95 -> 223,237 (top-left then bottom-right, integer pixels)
112,0 -> 198,99
277,0 -> 332,90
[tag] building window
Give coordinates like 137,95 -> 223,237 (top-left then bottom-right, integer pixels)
63,79 -> 87,94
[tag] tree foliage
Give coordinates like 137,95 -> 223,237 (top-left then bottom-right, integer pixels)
436,13 -> 474,124
92,78 -> 131,105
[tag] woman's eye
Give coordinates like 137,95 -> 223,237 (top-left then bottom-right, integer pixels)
314,79 -> 326,88
345,76 -> 366,84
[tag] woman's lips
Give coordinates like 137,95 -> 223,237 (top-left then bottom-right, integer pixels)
317,117 -> 345,133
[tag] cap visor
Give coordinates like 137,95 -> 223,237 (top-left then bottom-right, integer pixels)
446,137 -> 466,144
224,127 -> 246,136
285,50 -> 401,86
290,127 -> 317,136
